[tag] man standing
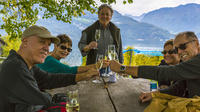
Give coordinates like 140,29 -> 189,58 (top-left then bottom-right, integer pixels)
110,31 -> 200,98
0,25 -> 99,112
78,4 -> 123,65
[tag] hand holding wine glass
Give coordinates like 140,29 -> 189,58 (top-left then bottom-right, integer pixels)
87,41 -> 97,49
107,45 -> 119,82
102,60 -> 110,68
109,60 -> 121,73
83,41 -> 97,52
96,58 -> 109,70
92,54 -> 104,83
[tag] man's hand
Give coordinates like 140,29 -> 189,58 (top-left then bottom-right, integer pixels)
110,61 -> 138,77
86,68 -> 99,79
76,68 -> 99,82
159,85 -> 169,89
102,60 -> 110,68
118,73 -> 129,77
110,60 -> 121,73
88,41 -> 97,49
139,91 -> 158,103
83,41 -> 98,52
95,60 -> 110,70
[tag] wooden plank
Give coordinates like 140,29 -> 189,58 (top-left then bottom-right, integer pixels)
106,78 -> 150,112
48,79 -> 115,112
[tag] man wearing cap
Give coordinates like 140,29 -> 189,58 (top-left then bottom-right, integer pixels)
0,25 -> 99,112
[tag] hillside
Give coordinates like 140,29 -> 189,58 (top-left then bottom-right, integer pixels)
141,3 -> 200,34
36,10 -> 173,48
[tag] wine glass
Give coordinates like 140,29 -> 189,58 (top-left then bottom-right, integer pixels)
107,45 -> 116,76
95,29 -> 101,42
94,29 -> 101,49
108,45 -> 116,60
113,51 -> 123,79
101,50 -> 109,77
66,90 -> 80,112
92,54 -> 103,83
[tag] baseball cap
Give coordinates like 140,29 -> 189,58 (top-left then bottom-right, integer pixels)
22,25 -> 60,44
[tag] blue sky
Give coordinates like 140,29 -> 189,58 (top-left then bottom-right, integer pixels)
96,0 -> 200,16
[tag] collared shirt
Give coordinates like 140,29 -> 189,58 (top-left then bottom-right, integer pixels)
79,24 -> 114,57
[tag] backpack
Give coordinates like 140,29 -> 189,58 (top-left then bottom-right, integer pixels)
38,93 -> 68,112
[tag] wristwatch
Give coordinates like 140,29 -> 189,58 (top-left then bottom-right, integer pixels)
120,65 -> 126,73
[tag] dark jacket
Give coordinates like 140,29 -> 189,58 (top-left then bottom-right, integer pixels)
139,54 -> 200,98
158,60 -> 188,97
159,80 -> 188,97
82,20 -> 123,65
158,59 -> 171,87
0,50 -> 76,112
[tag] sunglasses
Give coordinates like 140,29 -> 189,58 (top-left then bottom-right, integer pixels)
174,40 -> 196,52
59,45 -> 72,52
162,50 -> 177,55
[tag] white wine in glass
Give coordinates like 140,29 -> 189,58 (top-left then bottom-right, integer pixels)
108,45 -> 116,60
92,54 -> 104,84
107,45 -> 117,82
108,52 -> 116,60
95,29 -> 101,42
66,90 -> 80,112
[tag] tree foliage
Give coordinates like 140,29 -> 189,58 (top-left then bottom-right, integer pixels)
1,35 -> 21,57
0,0 -> 133,39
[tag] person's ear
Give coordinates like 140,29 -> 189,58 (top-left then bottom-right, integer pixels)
196,40 -> 199,46
21,38 -> 28,47
194,40 -> 199,48
196,41 -> 200,53
22,38 -> 27,42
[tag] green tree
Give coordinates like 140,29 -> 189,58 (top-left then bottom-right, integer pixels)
1,35 -> 21,57
0,0 -> 133,39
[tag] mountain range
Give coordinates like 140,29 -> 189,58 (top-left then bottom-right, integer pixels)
36,10 -> 173,48
1,3 -> 200,65
35,8 -> 174,65
140,3 -> 200,34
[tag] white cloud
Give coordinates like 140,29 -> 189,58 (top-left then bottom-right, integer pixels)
96,0 -> 200,16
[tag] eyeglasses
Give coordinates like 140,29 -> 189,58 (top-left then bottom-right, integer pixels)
162,50 -> 177,55
59,45 -> 72,52
174,40 -> 196,52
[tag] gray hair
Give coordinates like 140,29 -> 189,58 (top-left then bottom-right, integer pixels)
164,39 -> 174,48
176,31 -> 198,41
98,4 -> 113,15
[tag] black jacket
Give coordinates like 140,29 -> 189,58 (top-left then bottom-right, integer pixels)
139,54 -> 200,98
82,20 -> 123,65
0,50 -> 76,112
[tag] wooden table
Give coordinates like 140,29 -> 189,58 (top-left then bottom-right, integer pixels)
49,77 -> 150,112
